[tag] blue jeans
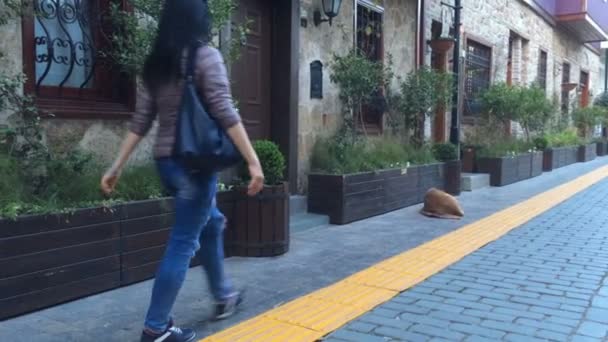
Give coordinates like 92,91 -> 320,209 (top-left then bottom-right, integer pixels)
144,158 -> 235,333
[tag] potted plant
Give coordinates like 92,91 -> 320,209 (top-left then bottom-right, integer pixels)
573,107 -> 602,162
224,140 -> 289,257
542,130 -> 581,171
308,136 -> 444,225
432,143 -> 461,195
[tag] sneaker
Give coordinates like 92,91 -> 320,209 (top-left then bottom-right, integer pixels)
140,325 -> 196,342
214,292 -> 244,321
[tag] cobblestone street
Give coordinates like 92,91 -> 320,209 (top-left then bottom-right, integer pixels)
328,177 -> 608,341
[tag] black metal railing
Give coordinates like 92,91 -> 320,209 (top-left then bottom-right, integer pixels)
33,0 -> 97,94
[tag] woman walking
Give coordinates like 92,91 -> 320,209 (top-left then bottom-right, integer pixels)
100,1 -> 264,341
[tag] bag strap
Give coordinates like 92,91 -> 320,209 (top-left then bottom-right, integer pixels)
185,41 -> 203,79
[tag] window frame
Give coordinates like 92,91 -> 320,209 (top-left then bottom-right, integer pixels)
21,0 -> 135,119
537,49 -> 548,91
463,37 -> 493,118
355,0 -> 385,134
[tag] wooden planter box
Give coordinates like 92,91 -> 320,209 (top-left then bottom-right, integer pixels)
0,207 -> 122,320
543,146 -> 578,171
0,187 -> 290,319
597,142 -> 608,156
461,147 -> 477,173
222,183 -> 289,258
120,199 -> 174,286
308,163 -> 446,225
578,144 -> 597,163
477,153 -> 541,187
531,152 -> 544,178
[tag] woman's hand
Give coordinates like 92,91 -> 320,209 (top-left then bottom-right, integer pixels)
247,162 -> 264,196
101,166 -> 122,195
100,132 -> 144,195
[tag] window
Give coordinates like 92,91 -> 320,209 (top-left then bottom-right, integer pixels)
537,50 -> 548,91
22,0 -> 133,117
464,39 -> 492,116
356,1 -> 384,133
561,62 -> 570,113
580,71 -> 590,108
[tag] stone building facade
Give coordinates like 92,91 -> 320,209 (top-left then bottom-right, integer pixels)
1,0 -> 606,194
425,0 -> 608,140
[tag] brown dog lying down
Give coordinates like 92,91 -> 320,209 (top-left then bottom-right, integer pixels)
420,188 -> 464,219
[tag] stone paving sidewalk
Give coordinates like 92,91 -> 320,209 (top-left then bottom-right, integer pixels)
1,158 -> 608,342
328,176 -> 608,341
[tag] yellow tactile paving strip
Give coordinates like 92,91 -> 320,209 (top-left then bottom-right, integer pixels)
202,166 -> 608,342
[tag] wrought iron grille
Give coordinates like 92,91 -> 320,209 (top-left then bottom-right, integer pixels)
356,4 -> 383,61
464,40 -> 491,116
33,0 -> 97,94
537,50 -> 548,90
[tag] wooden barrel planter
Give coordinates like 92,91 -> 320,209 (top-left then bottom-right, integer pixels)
222,183 -> 289,258
308,163 -> 447,225
543,146 -> 578,171
0,207 -> 122,320
578,143 -> 597,163
597,142 -> 607,156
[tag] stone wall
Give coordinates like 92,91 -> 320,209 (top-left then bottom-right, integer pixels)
426,0 -> 605,139
0,18 -> 23,123
297,0 -> 418,192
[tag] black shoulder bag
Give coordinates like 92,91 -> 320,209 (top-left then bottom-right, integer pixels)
174,43 -> 242,171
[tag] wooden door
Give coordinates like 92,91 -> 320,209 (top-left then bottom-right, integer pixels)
231,0 -> 272,140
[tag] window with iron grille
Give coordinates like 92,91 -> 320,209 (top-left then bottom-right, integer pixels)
464,39 -> 491,116
356,1 -> 384,133
22,0 -> 134,118
537,50 -> 548,91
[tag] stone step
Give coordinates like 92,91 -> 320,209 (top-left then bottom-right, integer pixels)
461,173 -> 490,192
290,213 -> 329,234
290,195 -> 307,215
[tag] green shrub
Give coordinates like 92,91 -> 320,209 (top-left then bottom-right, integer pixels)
432,143 -> 458,162
476,139 -> 534,158
573,107 -> 603,140
310,135 -> 435,174
533,137 -> 549,151
240,140 -> 285,185
594,91 -> 608,109
544,129 -> 582,147
0,148 -> 164,219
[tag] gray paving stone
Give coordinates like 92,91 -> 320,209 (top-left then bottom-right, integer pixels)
358,314 -> 409,330
529,306 -> 583,319
591,296 -> 608,309
371,308 -> 400,319
414,300 -> 465,313
480,298 -> 529,311
462,289 -> 510,301
429,310 -> 481,325
536,329 -> 569,341
586,308 -> 608,323
504,333 -> 548,342
331,329 -> 387,342
515,318 -> 573,334
410,324 -> 465,340
462,309 -> 515,322
381,302 -> 430,315
570,334 -> 603,342
373,327 -> 427,341
449,323 -> 506,339
347,322 -> 378,333
577,322 -> 608,339
479,320 -> 537,335
443,299 -> 493,311
464,335 -> 496,342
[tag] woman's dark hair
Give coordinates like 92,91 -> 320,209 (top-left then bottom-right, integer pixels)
143,0 -> 212,90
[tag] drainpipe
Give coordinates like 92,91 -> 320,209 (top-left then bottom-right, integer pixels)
416,0 -> 424,67
605,49 -> 607,92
